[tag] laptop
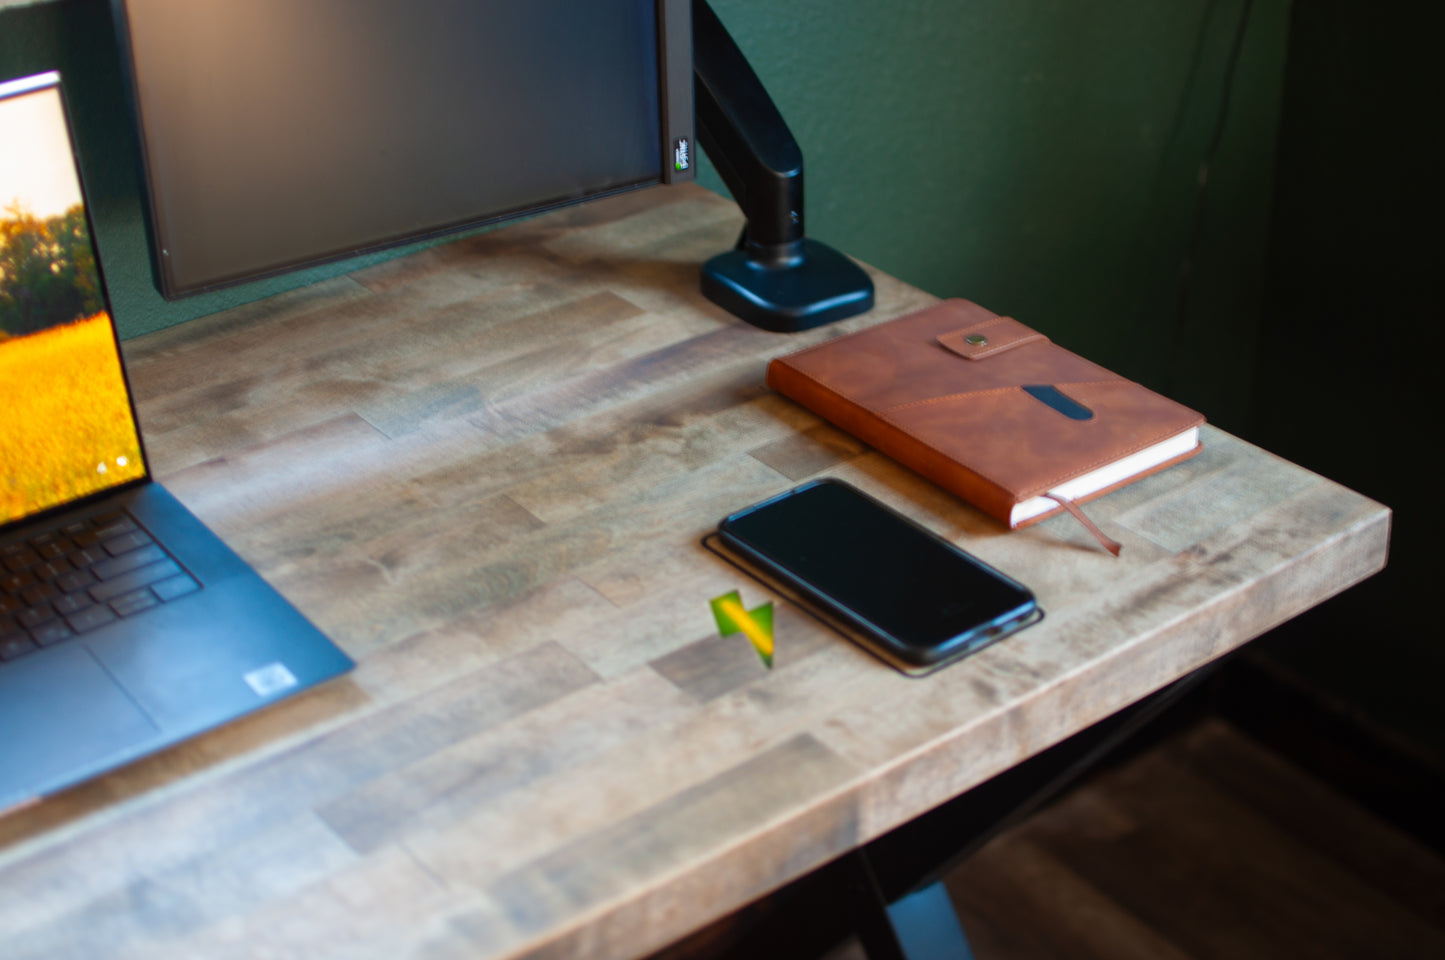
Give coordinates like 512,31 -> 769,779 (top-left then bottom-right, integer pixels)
1,71 -> 353,814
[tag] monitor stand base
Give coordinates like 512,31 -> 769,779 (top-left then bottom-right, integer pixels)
701,238 -> 874,333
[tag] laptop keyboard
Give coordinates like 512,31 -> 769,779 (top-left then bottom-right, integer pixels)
0,509 -> 200,664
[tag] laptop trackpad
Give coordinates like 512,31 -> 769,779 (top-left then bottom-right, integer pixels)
0,645 -> 160,806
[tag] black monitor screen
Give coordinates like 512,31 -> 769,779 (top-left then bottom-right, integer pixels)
116,0 -> 691,298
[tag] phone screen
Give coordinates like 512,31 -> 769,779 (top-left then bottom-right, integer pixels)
717,479 -> 1038,668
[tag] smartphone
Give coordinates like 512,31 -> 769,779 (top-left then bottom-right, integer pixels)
714,478 -> 1041,674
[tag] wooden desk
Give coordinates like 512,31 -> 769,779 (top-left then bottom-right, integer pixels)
0,185 -> 1389,960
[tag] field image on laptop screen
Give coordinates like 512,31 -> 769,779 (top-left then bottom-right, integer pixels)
2,76 -> 146,525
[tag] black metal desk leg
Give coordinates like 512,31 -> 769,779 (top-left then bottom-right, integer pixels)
844,849 -> 975,960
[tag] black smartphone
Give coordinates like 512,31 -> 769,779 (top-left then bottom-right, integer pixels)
714,478 -> 1041,674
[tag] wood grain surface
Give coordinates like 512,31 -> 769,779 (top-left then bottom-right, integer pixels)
0,185 -> 1390,960
945,719 -> 1445,960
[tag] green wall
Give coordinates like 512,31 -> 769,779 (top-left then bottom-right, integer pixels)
1249,0 -> 1444,761
701,0 -> 1288,435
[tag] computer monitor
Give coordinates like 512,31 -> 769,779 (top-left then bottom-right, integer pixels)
111,0 -> 694,300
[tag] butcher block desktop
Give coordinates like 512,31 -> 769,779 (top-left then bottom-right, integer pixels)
0,184 -> 1389,960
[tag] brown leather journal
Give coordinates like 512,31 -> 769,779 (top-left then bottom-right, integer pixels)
766,298 -> 1205,543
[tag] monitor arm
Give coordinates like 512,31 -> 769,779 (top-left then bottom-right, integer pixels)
692,0 -> 873,331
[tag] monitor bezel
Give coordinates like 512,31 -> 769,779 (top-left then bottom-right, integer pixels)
110,0 -> 693,301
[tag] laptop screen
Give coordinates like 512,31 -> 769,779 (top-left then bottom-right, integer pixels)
1,72 -> 146,527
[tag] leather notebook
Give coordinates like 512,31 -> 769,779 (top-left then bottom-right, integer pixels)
766,298 -> 1204,548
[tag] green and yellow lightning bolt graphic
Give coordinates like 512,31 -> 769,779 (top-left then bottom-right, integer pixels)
710,590 -> 774,668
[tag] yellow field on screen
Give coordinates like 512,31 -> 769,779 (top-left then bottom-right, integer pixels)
1,313 -> 145,524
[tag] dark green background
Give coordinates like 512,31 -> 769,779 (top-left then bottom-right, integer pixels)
3,0 -> 1437,762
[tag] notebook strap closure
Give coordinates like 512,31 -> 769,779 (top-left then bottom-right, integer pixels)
1043,493 -> 1122,557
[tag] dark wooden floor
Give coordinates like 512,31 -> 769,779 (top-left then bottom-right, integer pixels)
811,719 -> 1445,960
